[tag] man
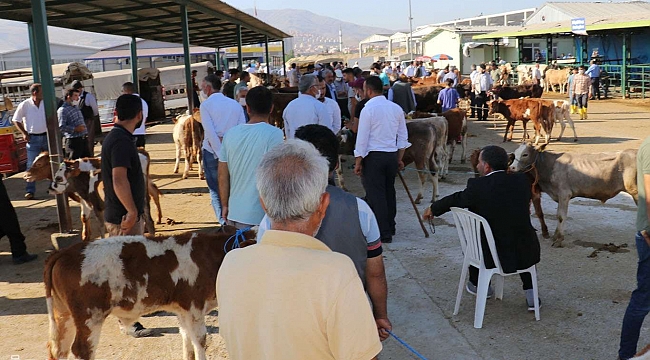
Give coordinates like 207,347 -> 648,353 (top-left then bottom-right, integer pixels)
101,94 -> 153,337
218,86 -> 283,229
12,84 -> 48,200
71,80 -> 100,155
322,69 -> 337,100
473,64 -> 492,121
314,75 -> 342,133
217,140 -> 382,360
190,69 -> 201,108
234,71 -> 250,121
200,74 -> 246,224
437,66 -> 448,83
534,49 -> 543,63
443,66 -> 458,86
568,67 -> 578,114
490,63 -> 502,85
343,68 -> 358,118
0,178 -> 38,264
57,88 -> 89,159
468,64 -> 478,118
121,82 -> 148,148
416,61 -> 427,78
354,76 -> 410,243
349,78 -> 368,132
257,124 -> 391,340
222,69 -> 240,99
437,78 -> 460,113
619,135 -> 650,360
372,63 -> 391,93
404,61 -> 416,78
288,63 -> 299,87
586,59 -> 601,100
571,65 -> 591,120
531,63 -> 542,85
423,145 -> 541,308
246,63 -> 257,74
282,74 -> 330,139
388,74 -> 416,114
334,69 -> 350,119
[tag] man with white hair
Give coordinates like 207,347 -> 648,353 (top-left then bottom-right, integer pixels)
282,74 -> 330,139
217,140 -> 382,360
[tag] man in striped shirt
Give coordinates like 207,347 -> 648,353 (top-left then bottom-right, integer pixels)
58,88 -> 89,159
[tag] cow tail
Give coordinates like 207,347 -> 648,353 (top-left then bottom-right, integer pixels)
44,251 -> 65,357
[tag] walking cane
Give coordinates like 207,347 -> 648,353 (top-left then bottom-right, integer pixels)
398,171 -> 429,238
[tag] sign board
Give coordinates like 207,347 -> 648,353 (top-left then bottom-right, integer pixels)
571,18 -> 588,36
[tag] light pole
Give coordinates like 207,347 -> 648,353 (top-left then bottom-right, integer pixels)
408,0 -> 414,59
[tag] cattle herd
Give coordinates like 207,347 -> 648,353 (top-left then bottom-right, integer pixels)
30,63 -> 643,359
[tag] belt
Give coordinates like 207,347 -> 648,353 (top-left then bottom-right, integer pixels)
29,132 -> 46,136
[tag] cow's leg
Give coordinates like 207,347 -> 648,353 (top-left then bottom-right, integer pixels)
80,199 -> 92,241
428,156 -> 440,201
531,187 -> 549,238
47,301 -> 75,359
552,196 -> 570,247
182,145 -> 191,179
460,135 -> 467,164
414,159 -> 426,204
173,141 -> 181,174
336,155 -> 348,191
148,180 -> 163,224
196,146 -> 204,180
557,116 -> 566,141
503,122 -> 512,142
71,311 -> 105,360
177,311 -> 207,360
566,115 -> 578,142
142,173 -> 156,236
437,145 -> 448,179
448,141 -> 456,164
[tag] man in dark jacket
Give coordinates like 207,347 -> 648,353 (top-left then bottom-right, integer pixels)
423,145 -> 541,310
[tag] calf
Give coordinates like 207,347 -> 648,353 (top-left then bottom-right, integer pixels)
552,99 -> 578,142
173,110 -> 204,180
489,99 -> 545,144
544,68 -> 570,93
441,108 -> 468,163
404,115 -> 448,202
44,227 -> 256,360
412,84 -> 444,113
510,142 -> 638,247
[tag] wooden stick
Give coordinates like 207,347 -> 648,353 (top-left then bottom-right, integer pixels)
398,171 -> 429,238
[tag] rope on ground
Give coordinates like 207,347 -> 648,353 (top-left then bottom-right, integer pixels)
387,329 -> 429,360
401,166 -> 476,176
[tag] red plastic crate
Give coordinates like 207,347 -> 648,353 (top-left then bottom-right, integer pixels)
0,133 -> 21,174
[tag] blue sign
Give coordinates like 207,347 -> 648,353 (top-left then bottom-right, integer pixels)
571,18 -> 587,35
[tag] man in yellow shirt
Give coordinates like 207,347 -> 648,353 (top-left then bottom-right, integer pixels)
216,139 -> 382,360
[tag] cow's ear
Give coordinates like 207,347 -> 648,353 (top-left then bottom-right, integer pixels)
537,143 -> 548,152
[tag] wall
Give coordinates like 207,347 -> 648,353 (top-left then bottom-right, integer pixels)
423,30 -> 461,69
0,44 -> 97,70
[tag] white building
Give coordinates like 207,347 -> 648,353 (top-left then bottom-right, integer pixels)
0,43 -> 100,71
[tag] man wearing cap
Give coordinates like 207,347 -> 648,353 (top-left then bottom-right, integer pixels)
71,80 -> 100,155
58,88 -> 89,159
12,84 -> 48,200
334,69 -> 350,119
282,74 -> 330,139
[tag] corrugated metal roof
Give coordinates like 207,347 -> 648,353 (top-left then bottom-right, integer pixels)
545,1 -> 650,19
85,46 -> 217,60
0,0 -> 290,49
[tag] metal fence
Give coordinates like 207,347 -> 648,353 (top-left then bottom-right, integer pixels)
600,64 -> 650,99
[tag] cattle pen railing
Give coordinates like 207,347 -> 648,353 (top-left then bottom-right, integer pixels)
600,64 -> 650,99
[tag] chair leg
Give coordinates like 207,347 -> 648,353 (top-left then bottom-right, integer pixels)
494,274 -> 505,300
530,266 -> 541,321
454,263 -> 470,316
473,269 -> 493,329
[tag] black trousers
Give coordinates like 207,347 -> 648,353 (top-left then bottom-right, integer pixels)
590,77 -> 601,99
134,135 -> 146,148
361,151 -> 398,241
64,136 -> 90,160
469,91 -> 476,117
475,91 -> 489,121
0,179 -> 27,257
337,98 -> 350,121
469,266 -> 533,290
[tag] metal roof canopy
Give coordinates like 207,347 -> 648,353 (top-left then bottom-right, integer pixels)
0,0 -> 291,49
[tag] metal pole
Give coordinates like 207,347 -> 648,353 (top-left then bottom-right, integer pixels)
517,37 -> 523,63
130,36 -> 138,94
27,23 -> 40,83
216,48 -> 221,71
281,39 -> 286,77
622,33 -> 628,98
408,0 -> 413,58
31,0 -> 72,233
236,24 -> 243,71
180,5 -> 194,111
264,35 -> 270,74
546,35 -> 552,65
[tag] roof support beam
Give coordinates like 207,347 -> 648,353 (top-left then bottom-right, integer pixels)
237,24 -> 243,71
265,35 -> 270,73
131,36 -> 139,94
181,5 -> 194,111
27,22 -> 40,83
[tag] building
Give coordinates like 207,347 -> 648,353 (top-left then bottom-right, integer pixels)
0,43 -> 100,71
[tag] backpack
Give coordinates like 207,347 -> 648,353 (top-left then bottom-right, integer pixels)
78,91 -> 95,119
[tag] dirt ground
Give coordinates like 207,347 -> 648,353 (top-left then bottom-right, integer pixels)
1,93 -> 650,359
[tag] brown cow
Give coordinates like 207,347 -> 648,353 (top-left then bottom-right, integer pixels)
441,108 -> 468,163
44,227 -> 256,360
544,68 -> 570,93
270,92 -> 298,129
173,110 -> 204,180
412,85 -> 444,113
489,99 -> 546,144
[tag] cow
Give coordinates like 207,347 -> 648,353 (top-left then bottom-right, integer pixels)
516,64 -> 547,85
490,84 -> 543,100
173,110 -> 204,180
544,68 -> 570,93
270,92 -> 298,129
441,108 -> 468,163
552,99 -> 578,142
510,142 -> 638,247
525,98 -> 556,144
44,227 -> 256,360
412,84 -> 444,113
489,99 -> 546,144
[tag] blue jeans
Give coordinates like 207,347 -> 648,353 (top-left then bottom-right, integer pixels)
25,134 -> 49,194
619,232 -> 650,359
202,148 -> 224,224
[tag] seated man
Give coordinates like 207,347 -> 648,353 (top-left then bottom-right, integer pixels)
423,145 -> 541,310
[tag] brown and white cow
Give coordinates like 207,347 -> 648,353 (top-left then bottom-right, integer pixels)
552,99 -> 578,142
44,227 -> 256,360
173,110 -> 204,180
510,142 -> 638,247
441,108 -> 468,163
489,99 -> 546,144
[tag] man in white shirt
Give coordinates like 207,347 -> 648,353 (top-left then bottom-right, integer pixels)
354,76 -> 410,243
121,82 -> 148,148
282,74 -> 330,139
317,75 -> 342,133
468,64 -> 478,118
12,83 -> 48,200
404,61 -> 416,77
287,63 -> 299,87
472,64 -> 493,121
532,63 -> 542,85
200,74 -> 246,224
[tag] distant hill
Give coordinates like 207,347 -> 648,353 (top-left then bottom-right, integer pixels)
244,9 -> 395,47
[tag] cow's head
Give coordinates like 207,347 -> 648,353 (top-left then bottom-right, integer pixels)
488,100 -> 500,115
510,142 -> 547,172
191,107 -> 202,123
337,128 -> 356,156
24,151 -> 52,182
50,158 -> 102,194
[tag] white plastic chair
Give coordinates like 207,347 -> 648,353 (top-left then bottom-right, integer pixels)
450,207 -> 540,328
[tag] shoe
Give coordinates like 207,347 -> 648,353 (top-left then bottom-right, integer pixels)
570,105 -> 577,114
24,192 -> 34,200
525,289 -> 542,311
382,237 -> 392,243
466,282 -> 494,298
582,108 -> 588,119
130,322 -> 155,338
578,108 -> 585,120
12,252 -> 38,265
